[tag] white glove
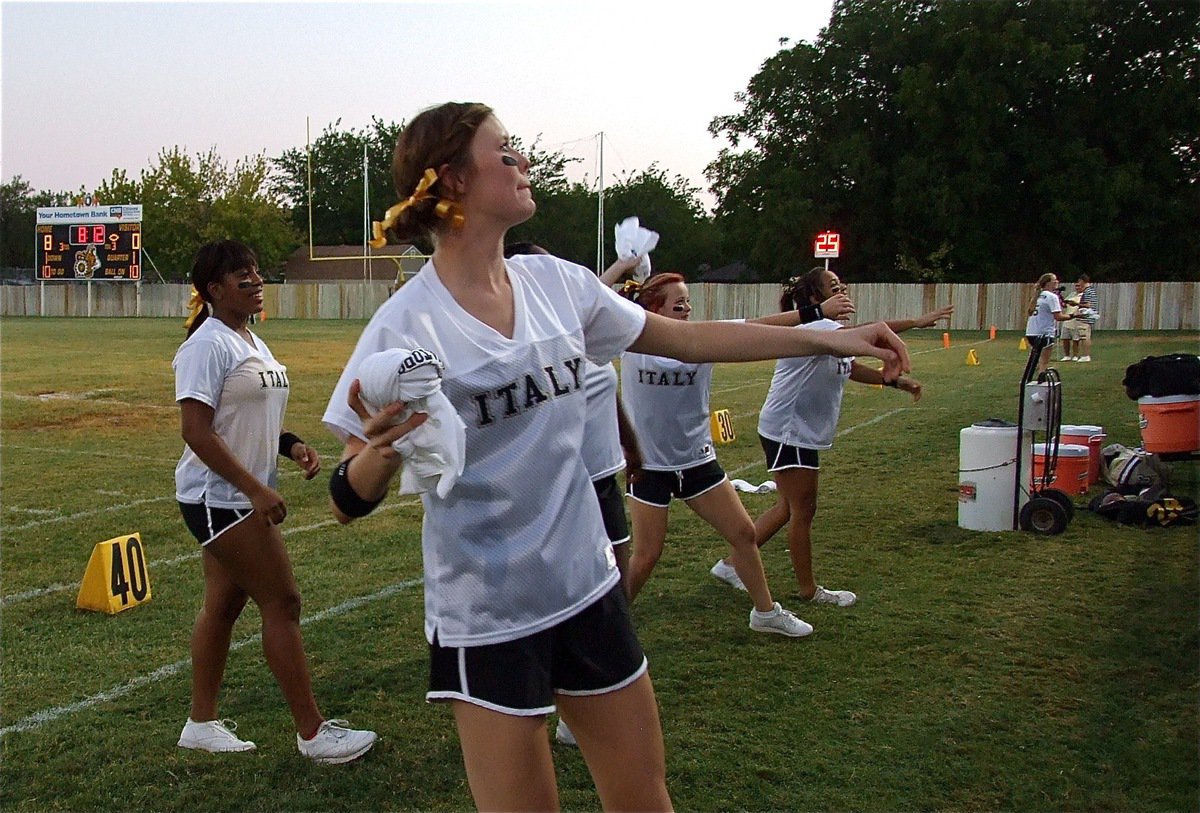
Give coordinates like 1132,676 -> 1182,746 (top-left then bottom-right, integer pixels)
356,347 -> 467,498
614,216 -> 660,282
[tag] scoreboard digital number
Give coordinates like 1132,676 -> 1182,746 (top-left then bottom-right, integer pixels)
35,205 -> 143,281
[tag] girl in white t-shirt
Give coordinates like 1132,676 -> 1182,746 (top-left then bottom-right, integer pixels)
722,268 -> 947,613
618,272 -> 818,639
174,240 -> 376,764
1024,273 -> 1072,376
326,102 -> 911,812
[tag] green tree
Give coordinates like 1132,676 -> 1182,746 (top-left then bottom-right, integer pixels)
94,148 -> 298,281
601,165 -> 720,279
708,0 -> 1199,283
0,177 -> 69,270
273,118 -> 404,248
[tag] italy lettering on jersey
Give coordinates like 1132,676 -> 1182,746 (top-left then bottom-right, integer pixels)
469,356 -> 584,426
620,351 -> 716,470
757,319 -> 853,450
323,254 -> 646,648
174,318 -> 290,508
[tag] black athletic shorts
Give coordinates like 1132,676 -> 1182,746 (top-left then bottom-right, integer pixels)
626,459 -> 726,507
592,473 -> 630,545
426,583 -> 647,716
759,435 -> 820,471
179,501 -> 255,547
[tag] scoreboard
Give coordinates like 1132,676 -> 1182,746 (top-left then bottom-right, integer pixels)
36,205 -> 143,281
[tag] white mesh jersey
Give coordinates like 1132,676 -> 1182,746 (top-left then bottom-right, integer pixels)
581,361 -> 624,481
174,318 -> 291,508
323,254 -> 646,647
619,351 -> 716,470
757,319 -> 853,450
1025,290 -> 1062,337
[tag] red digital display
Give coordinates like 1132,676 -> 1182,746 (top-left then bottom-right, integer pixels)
814,231 -> 841,258
71,224 -> 107,245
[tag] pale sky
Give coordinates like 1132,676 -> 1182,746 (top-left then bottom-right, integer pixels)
1,1 -> 834,211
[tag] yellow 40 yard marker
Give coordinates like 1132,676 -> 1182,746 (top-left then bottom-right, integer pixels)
76,533 -> 152,614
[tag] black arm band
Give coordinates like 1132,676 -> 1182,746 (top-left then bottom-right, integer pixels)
798,302 -> 823,324
279,432 -> 304,457
329,456 -> 384,518
885,378 -> 901,388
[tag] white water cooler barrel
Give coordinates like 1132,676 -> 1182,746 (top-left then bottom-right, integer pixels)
958,420 -> 1032,531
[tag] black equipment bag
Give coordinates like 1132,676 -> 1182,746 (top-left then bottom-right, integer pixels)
1122,353 -> 1200,400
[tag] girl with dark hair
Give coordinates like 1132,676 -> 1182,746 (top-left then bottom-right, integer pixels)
323,102 -> 910,811
174,239 -> 376,763
713,267 -> 948,611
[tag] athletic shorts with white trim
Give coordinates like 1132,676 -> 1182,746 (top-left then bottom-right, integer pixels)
626,459 -> 727,507
759,435 -> 820,471
179,501 -> 255,547
426,584 -> 647,716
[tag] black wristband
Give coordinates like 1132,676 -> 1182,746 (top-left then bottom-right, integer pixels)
798,302 -> 823,324
329,456 -> 383,518
279,432 -> 304,457
885,378 -> 901,388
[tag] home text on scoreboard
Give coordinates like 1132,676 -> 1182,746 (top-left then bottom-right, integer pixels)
35,205 -> 144,281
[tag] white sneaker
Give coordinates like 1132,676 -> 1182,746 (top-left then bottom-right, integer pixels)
749,602 -> 813,637
710,559 -> 748,591
1060,355 -> 1071,362
555,718 -> 577,746
1076,356 -> 1091,362
177,718 -> 256,753
808,585 -> 858,607
297,719 -> 377,765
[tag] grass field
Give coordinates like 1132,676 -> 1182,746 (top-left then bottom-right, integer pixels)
1,317 -> 1197,812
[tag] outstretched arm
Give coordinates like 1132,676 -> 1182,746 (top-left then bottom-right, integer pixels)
749,293 -> 857,328
628,313 -> 910,382
849,361 -> 922,402
885,305 -> 953,334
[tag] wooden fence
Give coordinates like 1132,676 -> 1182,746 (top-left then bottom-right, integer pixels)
3,280 -> 1197,331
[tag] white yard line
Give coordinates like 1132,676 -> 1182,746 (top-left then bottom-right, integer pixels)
0,578 -> 423,738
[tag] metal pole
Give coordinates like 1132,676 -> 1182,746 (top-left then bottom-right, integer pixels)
363,143 -> 369,318
596,132 -> 604,274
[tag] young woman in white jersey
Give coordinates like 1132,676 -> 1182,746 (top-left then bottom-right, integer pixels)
173,240 -> 376,764
322,102 -> 910,812
504,242 -> 644,748
1024,272 -> 1072,376
714,267 -> 948,611
619,272 -> 839,637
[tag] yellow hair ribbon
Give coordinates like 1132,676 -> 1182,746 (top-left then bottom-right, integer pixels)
183,286 -> 206,330
369,168 -> 446,248
433,199 -> 465,230
620,279 -> 642,298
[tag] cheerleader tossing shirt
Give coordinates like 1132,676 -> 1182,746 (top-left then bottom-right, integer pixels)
323,254 -> 646,648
